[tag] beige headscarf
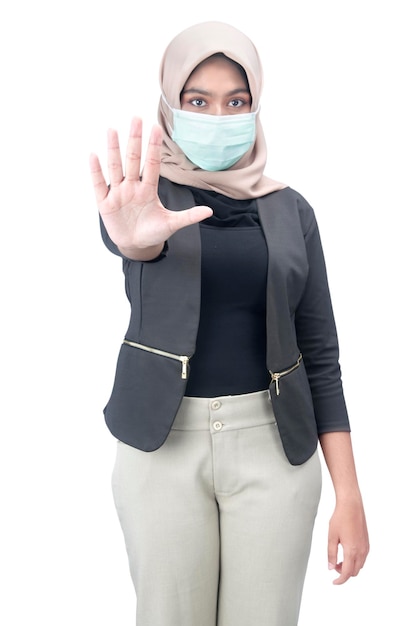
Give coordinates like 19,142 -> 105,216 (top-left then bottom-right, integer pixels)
158,21 -> 287,200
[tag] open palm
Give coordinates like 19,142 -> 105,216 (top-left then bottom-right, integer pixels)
89,117 -> 212,260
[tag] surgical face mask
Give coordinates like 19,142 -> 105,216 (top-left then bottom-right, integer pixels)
168,105 -> 258,171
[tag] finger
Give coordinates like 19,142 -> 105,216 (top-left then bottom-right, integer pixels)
140,124 -> 163,194
107,128 -> 124,187
333,572 -> 351,585
125,117 -> 143,182
327,536 -> 338,572
332,556 -> 355,586
167,205 -> 213,234
89,153 -> 109,204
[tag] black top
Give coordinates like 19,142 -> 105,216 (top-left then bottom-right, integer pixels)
185,187 -> 271,397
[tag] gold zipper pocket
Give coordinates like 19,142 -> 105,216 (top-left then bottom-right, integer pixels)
123,339 -> 190,379
269,353 -> 303,396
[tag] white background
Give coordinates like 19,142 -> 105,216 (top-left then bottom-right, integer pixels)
1,0 -> 417,624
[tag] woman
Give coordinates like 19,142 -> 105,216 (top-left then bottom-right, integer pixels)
89,20 -> 369,626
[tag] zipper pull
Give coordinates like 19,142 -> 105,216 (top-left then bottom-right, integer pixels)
269,354 -> 302,397
271,373 -> 281,396
180,356 -> 189,379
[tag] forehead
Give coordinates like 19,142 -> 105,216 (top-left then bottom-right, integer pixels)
184,54 -> 249,89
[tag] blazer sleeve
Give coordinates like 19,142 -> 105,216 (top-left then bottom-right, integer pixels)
99,215 -> 120,256
295,209 -> 351,434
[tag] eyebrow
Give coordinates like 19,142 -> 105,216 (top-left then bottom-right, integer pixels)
181,87 -> 250,97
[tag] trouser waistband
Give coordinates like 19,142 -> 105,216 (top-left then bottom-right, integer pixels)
172,389 -> 274,432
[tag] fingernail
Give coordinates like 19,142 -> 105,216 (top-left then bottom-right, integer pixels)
328,562 -> 334,570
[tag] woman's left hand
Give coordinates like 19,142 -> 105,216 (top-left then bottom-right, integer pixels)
319,431 -> 370,585
327,496 -> 370,585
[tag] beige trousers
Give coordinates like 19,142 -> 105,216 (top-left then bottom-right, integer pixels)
112,390 -> 322,626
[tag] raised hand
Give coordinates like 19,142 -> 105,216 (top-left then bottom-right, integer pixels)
89,117 -> 212,260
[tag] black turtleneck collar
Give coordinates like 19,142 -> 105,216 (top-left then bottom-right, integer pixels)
186,186 -> 259,227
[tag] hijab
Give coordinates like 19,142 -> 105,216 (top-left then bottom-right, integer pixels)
158,21 -> 287,200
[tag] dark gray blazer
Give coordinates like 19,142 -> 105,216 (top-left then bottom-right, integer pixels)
100,178 -> 350,465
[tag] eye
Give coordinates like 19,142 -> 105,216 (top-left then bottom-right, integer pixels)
190,98 -> 207,107
229,98 -> 245,108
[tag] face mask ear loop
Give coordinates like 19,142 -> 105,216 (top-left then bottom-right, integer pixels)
161,92 -> 172,109
160,92 -> 175,135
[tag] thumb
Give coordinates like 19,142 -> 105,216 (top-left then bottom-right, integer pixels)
169,205 -> 213,232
